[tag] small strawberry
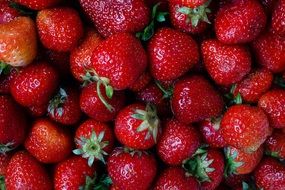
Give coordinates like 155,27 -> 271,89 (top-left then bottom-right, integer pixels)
107,148 -> 157,190
14,0 -> 61,10
271,0 -> 285,37
221,105 -> 271,152
115,103 -> 160,150
37,7 -> 83,52
215,0 -> 266,44
265,130 -> 285,159
24,118 -> 73,163
79,0 -> 150,37
0,16 -> 37,67
129,71 -> 152,92
157,119 -> 200,165
5,151 -> 52,190
171,75 -> 224,124
0,0 -> 20,24
202,39 -> 252,86
169,0 -> 207,8
148,28 -> 199,81
73,119 -> 114,166
0,153 -> 11,176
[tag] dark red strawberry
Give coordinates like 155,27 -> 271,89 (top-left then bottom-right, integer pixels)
153,167 -> 199,190
79,0 -> 150,37
202,39 -> 252,86
260,0 -> 277,14
5,151 -> 52,190
221,105 -> 271,152
215,0 -> 266,44
271,0 -> 285,37
265,130 -> 285,159
24,118 -> 73,163
73,119 -> 114,166
224,174 -> 251,188
37,7 -> 83,52
0,153 -> 11,176
0,67 -> 18,94
14,0 -> 61,10
0,0 -> 20,24
157,119 -> 200,165
10,62 -> 59,107
148,28 -> 199,81
28,103 -> 48,117
115,103 -> 160,150
54,156 -> 96,190
169,0 -> 207,8
45,50 -> 70,78
171,75 -> 224,124
107,148 -> 157,190
129,71 -> 152,92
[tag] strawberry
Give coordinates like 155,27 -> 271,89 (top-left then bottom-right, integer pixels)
254,157 -> 285,189
10,62 -> 59,107
28,103 -> 48,117
5,151 -> 52,190
0,16 -> 37,67
14,0 -> 61,10
215,0 -> 266,44
169,0 -> 207,8
79,0 -> 150,37
37,7 -> 83,52
224,174 -> 251,188
265,130 -> 285,159
48,87 -> 81,125
107,148 -> 157,190
129,71 -> 152,92
171,75 -> 224,124
54,156 -> 96,190
148,28 -> 199,81
153,167 -> 199,190
261,0 -> 277,14
221,105 -> 271,152
202,39 -> 252,86
271,0 -> 285,37
73,119 -> 114,166
24,118 -> 73,163
0,0 -> 20,24
258,89 -> 285,129
0,153 -> 11,176
157,119 -> 200,165
115,103 -> 160,150
0,67 -> 18,94
252,32 -> 285,73
233,68 -> 273,103
45,50 -> 70,79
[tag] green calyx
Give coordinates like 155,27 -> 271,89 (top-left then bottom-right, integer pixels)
224,84 -> 243,106
81,70 -> 114,112
73,130 -> 109,166
0,175 -> 5,190
178,0 -> 212,27
131,104 -> 160,143
265,150 -> 279,159
0,62 -> 11,76
155,80 -> 173,99
224,147 -> 244,177
0,142 -> 15,154
274,75 -> 285,88
80,173 -> 112,190
47,88 -> 68,117
114,147 -> 147,157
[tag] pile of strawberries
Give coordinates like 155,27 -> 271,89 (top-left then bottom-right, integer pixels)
0,0 -> 285,189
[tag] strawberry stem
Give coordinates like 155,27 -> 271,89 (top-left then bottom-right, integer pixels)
155,80 -> 173,99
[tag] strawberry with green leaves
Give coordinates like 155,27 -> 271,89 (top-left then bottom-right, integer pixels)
265,130 -> 285,159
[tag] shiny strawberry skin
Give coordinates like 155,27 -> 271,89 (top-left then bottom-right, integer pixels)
24,118 -> 72,163
171,75 -> 224,124
37,7 -> 83,52
148,28 -> 199,81
271,0 -> 285,37
0,153 -> 11,176
79,0 -> 150,37
202,39 -> 251,86
54,156 -> 96,190
169,0 -> 207,8
0,0 -> 20,24
10,62 -> 59,107
265,130 -> 285,159
215,0 -> 266,44
15,0 -> 61,10
221,105 -> 271,152
5,151 -> 53,190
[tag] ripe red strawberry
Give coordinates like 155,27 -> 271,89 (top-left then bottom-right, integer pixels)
157,119 -> 200,165
258,89 -> 285,128
24,118 -> 73,163
14,0 -> 61,10
254,157 -> 285,189
221,105 -> 271,152
73,119 -> 114,166
271,0 -> 285,37
48,87 -> 81,125
169,0 -> 207,8
5,151 -> 52,190
107,148 -> 157,190
28,103 -> 48,117
37,7 -> 83,52
10,62 -> 59,107
265,130 -> 285,159
171,75 -> 224,124
0,153 -> 11,176
202,39 -> 251,86
0,16 -> 37,67
115,103 -> 160,150
148,28 -> 199,81
0,0 -> 20,24
129,71 -> 152,92
70,29 -> 103,81
0,67 -> 18,94
54,156 -> 96,190
153,167 -> 199,190
79,0 -> 150,37
224,174 -> 251,188
233,68 -> 273,103
215,0 -> 266,44
252,32 -> 285,73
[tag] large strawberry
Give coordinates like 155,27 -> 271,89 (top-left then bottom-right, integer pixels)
107,148 -> 157,190
148,28 -> 199,81
0,0 -> 20,24
221,105 -> 271,152
5,151 -> 53,190
215,0 -> 266,44
14,0 -> 61,10
79,0 -> 150,37
202,39 -> 251,86
171,75 -> 224,124
271,0 -> 285,37
169,0 -> 207,8
265,130 -> 285,159
0,16 -> 37,67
